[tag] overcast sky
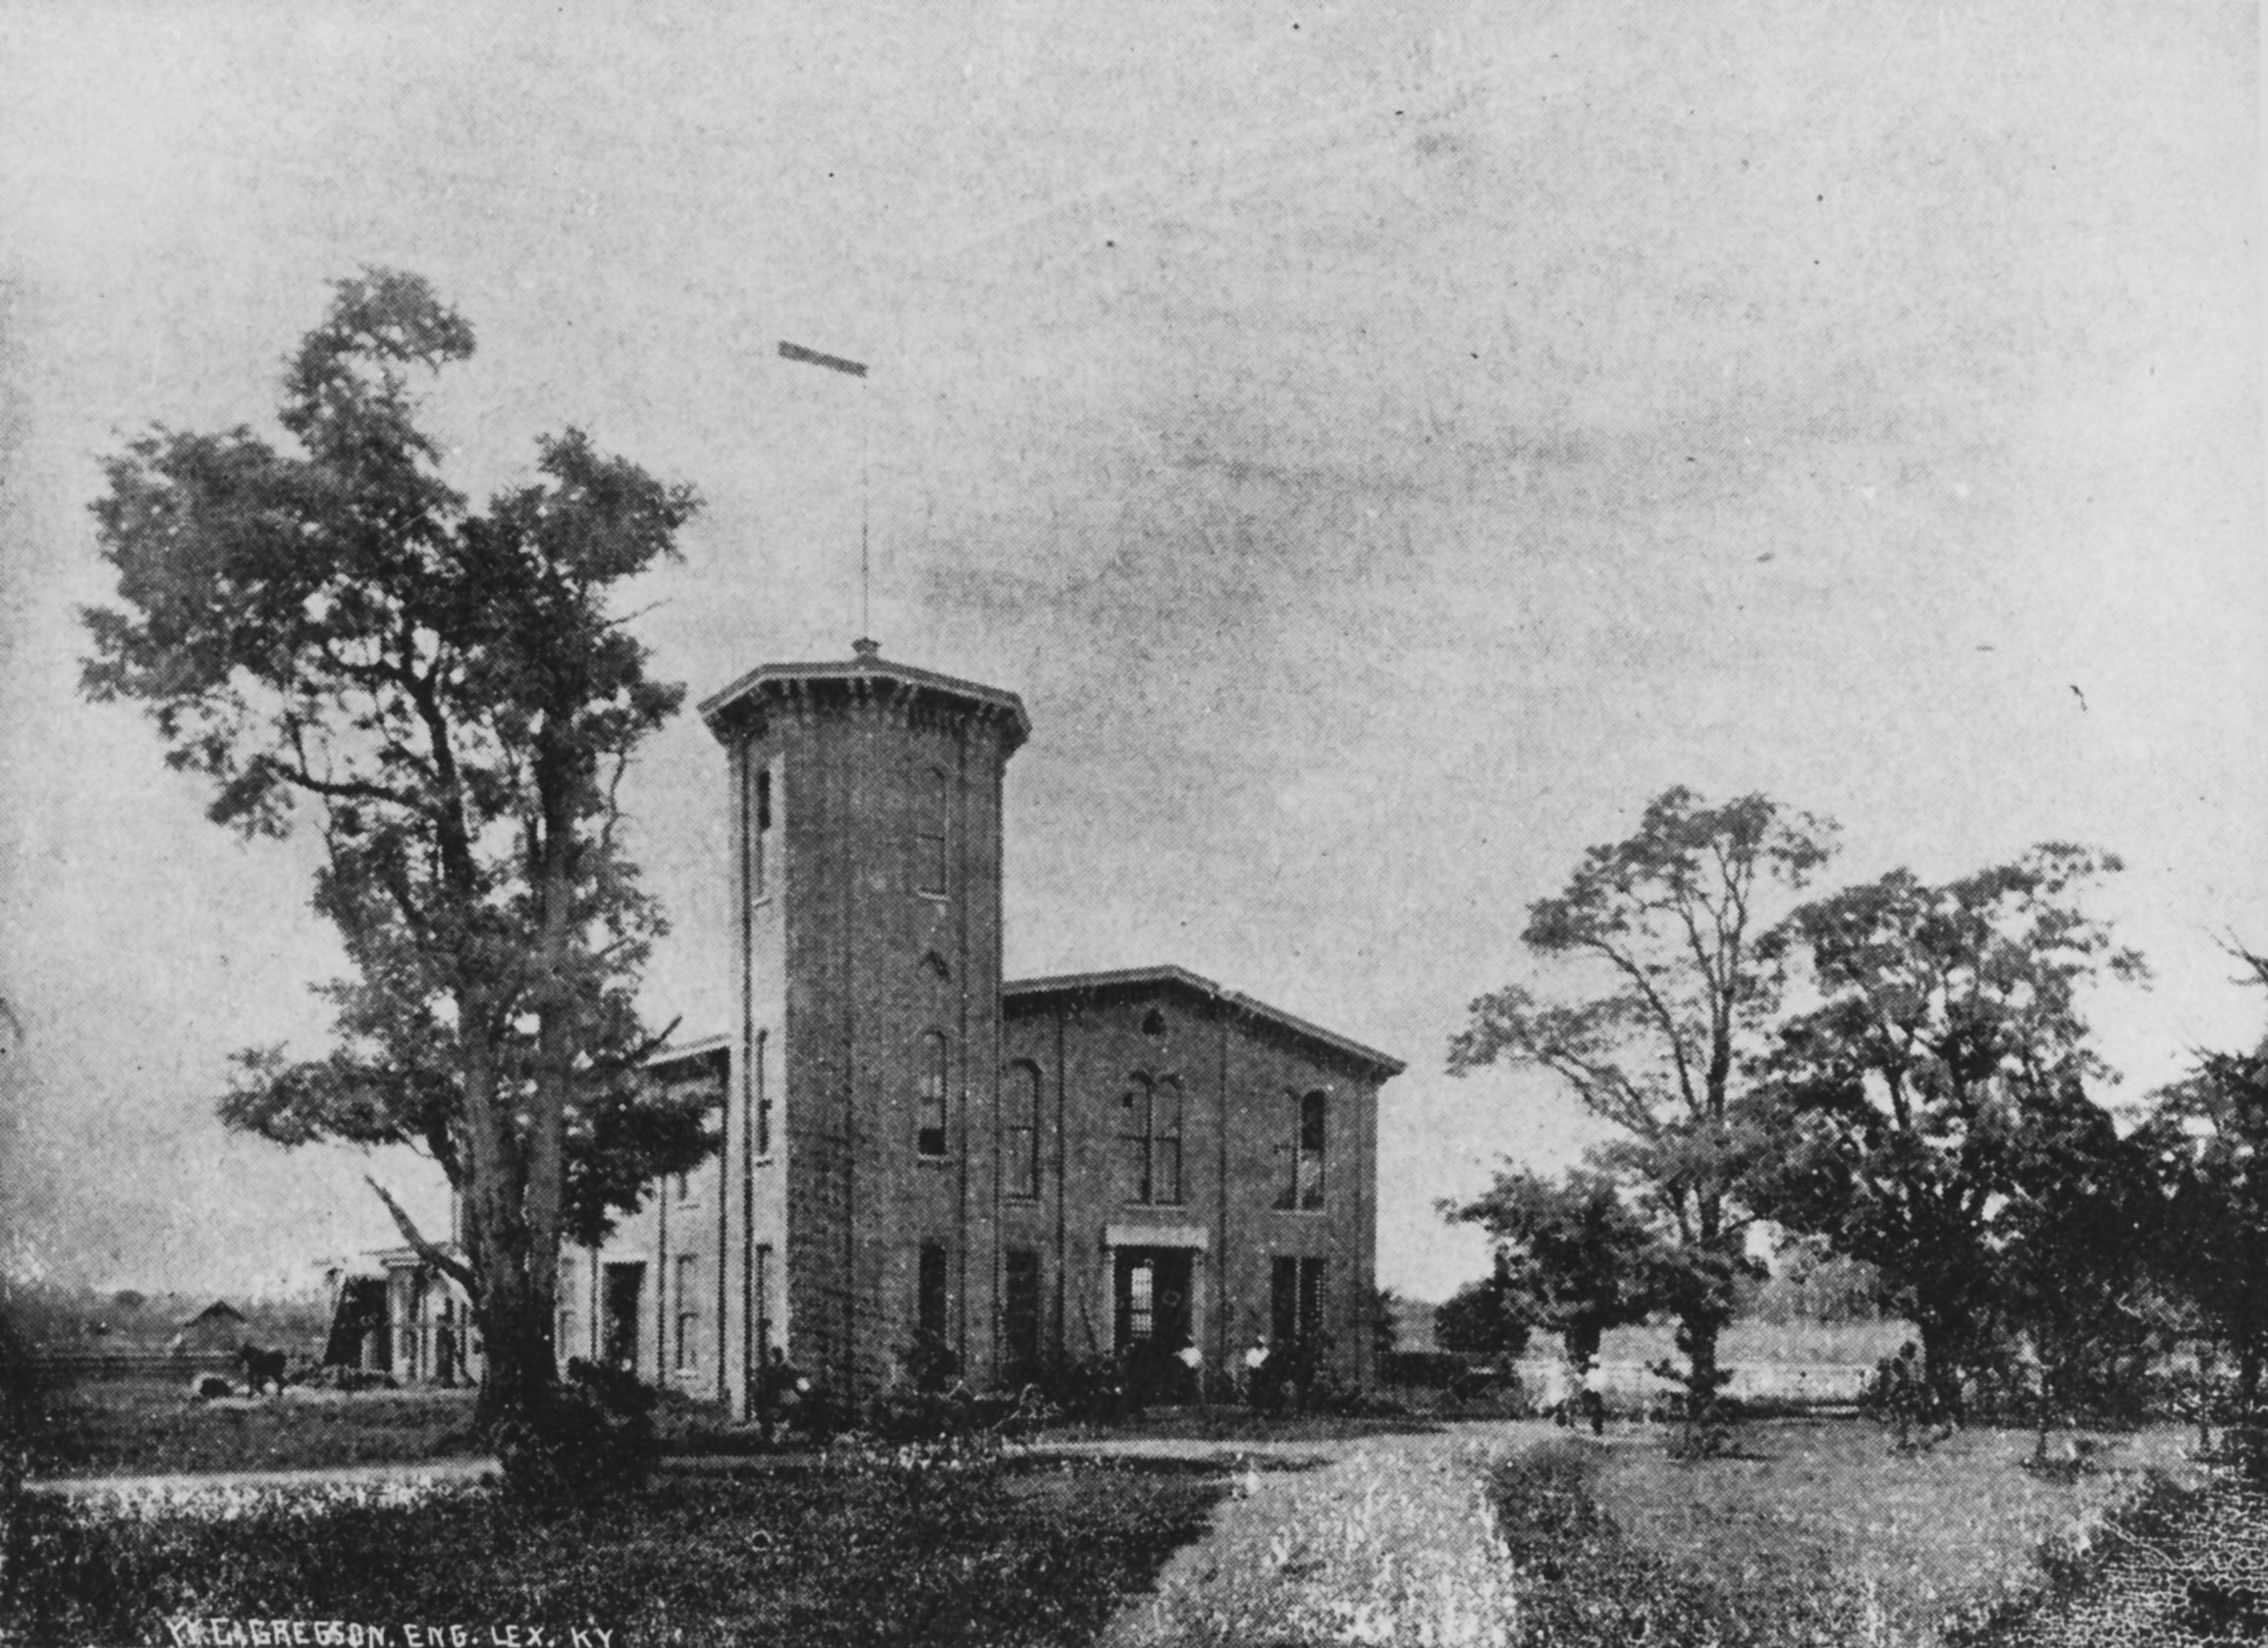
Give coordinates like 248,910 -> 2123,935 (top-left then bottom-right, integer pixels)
0,0 -> 2258,1302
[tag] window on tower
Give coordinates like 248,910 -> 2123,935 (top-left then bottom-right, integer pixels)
917,1031 -> 949,1157
914,767 -> 948,896
748,759 -> 777,902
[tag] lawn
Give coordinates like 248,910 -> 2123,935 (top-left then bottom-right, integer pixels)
27,1380 -> 482,1477
1593,1419 -> 2196,1636
1478,1419 -> 2202,1646
4,1456 -> 1226,1648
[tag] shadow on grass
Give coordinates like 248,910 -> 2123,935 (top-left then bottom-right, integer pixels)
1488,1440 -> 1866,1648
4,1457 -> 1228,1648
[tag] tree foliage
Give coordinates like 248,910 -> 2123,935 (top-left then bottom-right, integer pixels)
1442,1169 -> 1657,1364
1431,1271 -> 1532,1360
1448,787 -> 1835,1429
82,270 -> 712,1445
2141,946 -> 2268,1421
1745,844 -> 2147,1414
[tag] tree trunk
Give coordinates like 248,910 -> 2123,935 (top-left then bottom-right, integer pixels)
1915,1316 -> 1966,1425
1682,1310 -> 1723,1437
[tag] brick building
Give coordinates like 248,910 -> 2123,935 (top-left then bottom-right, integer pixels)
555,641 -> 1401,1409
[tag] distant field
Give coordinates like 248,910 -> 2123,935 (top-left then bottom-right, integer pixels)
1596,1316 -> 1912,1367
1394,1304 -> 1913,1367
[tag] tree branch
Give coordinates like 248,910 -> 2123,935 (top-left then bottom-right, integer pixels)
365,1174 -> 475,1290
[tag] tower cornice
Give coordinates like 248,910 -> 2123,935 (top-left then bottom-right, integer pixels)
700,646 -> 1030,754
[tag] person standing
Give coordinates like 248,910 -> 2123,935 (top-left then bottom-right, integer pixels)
1538,1355 -> 1572,1425
1582,1356 -> 1609,1435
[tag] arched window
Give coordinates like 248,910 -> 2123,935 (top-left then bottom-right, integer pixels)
1005,1062 -> 1043,1198
1117,1073 -> 1184,1205
917,1031 -> 949,1157
1155,1076 -> 1184,1204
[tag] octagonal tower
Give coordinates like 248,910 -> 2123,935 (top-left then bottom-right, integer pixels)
699,640 -> 1029,1409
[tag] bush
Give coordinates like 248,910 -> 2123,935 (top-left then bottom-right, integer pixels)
1383,1350 -> 1472,1388
491,1358 -> 658,1506
1027,1352 -> 1125,1425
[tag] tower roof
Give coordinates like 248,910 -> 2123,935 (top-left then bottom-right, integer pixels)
699,639 -> 1031,753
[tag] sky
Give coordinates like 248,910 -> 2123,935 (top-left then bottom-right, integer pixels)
0,0 -> 2259,1303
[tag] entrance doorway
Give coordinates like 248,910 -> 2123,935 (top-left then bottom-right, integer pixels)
1113,1248 -> 1193,1403
602,1262 -> 645,1371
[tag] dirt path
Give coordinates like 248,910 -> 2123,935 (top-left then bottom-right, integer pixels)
1097,1420 -> 1551,1648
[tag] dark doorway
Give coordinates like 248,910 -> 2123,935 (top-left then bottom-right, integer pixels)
1003,1249 -> 1042,1385
602,1262 -> 645,1370
1113,1248 -> 1194,1403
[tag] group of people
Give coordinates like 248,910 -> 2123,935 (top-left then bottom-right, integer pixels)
1535,1354 -> 1614,1434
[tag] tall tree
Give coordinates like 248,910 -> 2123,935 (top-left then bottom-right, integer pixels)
1998,1085 -> 2165,1443
1746,845 -> 2146,1416
1449,788 -> 1837,1436
82,270 -> 711,1444
2140,946 -> 2268,1423
1442,1168 -> 1658,1365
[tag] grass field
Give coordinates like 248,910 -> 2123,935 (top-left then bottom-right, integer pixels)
26,1380 -> 482,1477
1592,1419 -> 2197,1633
1484,1419 -> 2199,1646
5,1456 -> 1225,1648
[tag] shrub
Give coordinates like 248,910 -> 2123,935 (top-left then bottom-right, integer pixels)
491,1358 -> 658,1507
1384,1350 -> 1472,1388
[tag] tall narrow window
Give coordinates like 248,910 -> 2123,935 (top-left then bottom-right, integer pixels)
1004,1249 -> 1042,1381
1005,1062 -> 1042,1198
914,767 -> 948,896
917,1244 -> 949,1346
1118,1076 -> 1153,1202
674,1253 -> 700,1372
754,1029 -> 773,1158
754,1244 -> 774,1357
917,1031 -> 949,1157
748,761 -> 776,901
1270,1255 -> 1327,1347
1154,1077 -> 1184,1204
1117,1074 -> 1184,1204
1278,1090 -> 1326,1209
556,1257 -> 577,1357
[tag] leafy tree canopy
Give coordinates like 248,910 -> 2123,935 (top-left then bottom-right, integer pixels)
1745,843 -> 2146,1409
1448,787 -> 1835,1424
83,270 -> 713,1437
2138,945 -> 2268,1418
1442,1168 -> 1658,1364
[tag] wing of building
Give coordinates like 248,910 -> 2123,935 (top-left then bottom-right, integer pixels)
355,641 -> 1402,1411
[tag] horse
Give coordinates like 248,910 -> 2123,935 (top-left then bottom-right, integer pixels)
238,1342 -> 288,1396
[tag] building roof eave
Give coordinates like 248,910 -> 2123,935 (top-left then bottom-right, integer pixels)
1001,964 -> 1406,1079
